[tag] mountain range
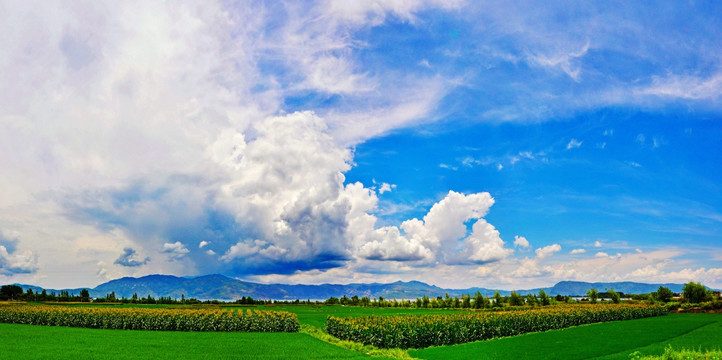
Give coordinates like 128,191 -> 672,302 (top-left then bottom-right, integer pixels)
9,274 -> 691,300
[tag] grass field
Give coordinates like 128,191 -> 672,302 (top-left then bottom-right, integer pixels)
246,304 -> 460,329
410,313 -> 721,360
0,322 -> 382,360
1,304 -> 719,359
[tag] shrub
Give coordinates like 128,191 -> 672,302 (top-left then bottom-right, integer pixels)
326,304 -> 667,349
0,305 -> 299,332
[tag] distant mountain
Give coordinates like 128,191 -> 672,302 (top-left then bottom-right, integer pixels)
9,275 -> 693,300
548,281 -> 685,296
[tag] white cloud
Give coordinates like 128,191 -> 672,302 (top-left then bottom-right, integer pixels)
570,248 -> 586,255
0,245 -> 37,275
463,219 -> 514,263
325,0 -> 465,25
162,242 -> 190,260
356,191 -> 512,264
535,244 -> 561,259
199,241 -> 210,249
595,251 -> 609,258
527,40 -> 590,81
638,72 -> 722,100
378,183 -> 396,194
566,139 -> 583,150
594,241 -> 603,247
514,235 -> 530,248
357,226 -> 434,261
512,257 -> 543,277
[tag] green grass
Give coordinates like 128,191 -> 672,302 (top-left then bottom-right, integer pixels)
410,314 -> 721,360
0,322 -> 374,360
246,304 -> 460,329
3,304 -> 719,360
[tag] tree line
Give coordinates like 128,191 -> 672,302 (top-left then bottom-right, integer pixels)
0,285 -> 91,302
323,289 -> 571,308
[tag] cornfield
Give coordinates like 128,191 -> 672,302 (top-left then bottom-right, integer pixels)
0,304 -> 299,332
326,304 -> 668,349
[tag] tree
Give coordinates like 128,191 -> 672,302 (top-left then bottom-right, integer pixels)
655,286 -> 674,303
607,288 -> 620,304
509,291 -> 524,306
538,290 -> 551,306
324,296 -> 339,305
0,285 -> 23,300
472,291 -> 484,309
526,293 -> 537,305
683,282 -> 710,304
587,288 -> 599,304
493,291 -> 504,307
462,293 -> 471,308
80,289 -> 90,302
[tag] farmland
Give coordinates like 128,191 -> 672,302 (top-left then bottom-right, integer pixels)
0,303 -> 719,359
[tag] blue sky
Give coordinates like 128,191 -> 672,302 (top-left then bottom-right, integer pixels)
0,1 -> 720,289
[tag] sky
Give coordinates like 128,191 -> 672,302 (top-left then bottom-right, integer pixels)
1,1 -> 721,290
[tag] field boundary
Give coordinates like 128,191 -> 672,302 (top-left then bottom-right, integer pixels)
300,324 -> 416,359
598,319 -> 719,359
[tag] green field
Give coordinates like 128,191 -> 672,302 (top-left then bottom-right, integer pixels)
0,322 -> 378,360
246,304 -> 460,329
0,305 -> 719,359
410,313 -> 721,360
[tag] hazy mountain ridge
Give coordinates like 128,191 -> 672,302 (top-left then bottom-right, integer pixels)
8,274 -> 695,300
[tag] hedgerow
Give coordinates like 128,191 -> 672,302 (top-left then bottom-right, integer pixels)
0,305 -> 299,332
326,304 -> 667,349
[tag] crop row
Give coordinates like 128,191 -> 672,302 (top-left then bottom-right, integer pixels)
326,304 -> 668,349
0,305 -> 299,332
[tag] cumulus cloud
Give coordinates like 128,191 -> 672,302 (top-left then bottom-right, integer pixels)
357,191 -> 512,264
514,235 -> 530,248
535,244 -> 561,259
512,257 -> 544,277
114,248 -> 149,267
570,248 -> 586,254
357,226 -> 434,261
378,183 -> 395,194
595,251 -> 609,258
594,241 -> 603,247
463,219 -> 514,263
162,242 -> 190,260
199,241 -> 210,249
0,245 -> 38,275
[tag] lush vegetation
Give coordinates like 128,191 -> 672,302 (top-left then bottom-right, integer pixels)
411,313 -> 721,360
632,347 -> 722,360
327,304 -> 668,349
0,323 -> 376,360
0,304 -> 299,332
249,303 -> 459,329
0,285 -> 92,302
0,305 -> 718,359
